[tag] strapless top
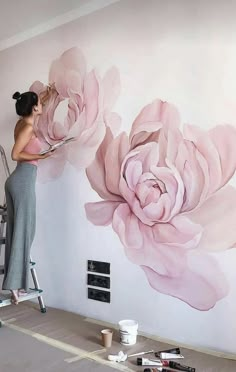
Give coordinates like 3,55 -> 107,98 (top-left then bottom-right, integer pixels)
23,136 -> 42,166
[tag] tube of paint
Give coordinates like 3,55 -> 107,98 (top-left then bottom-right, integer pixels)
167,361 -> 196,372
159,353 -> 184,359
155,348 -> 181,357
144,368 -> 169,372
137,357 -> 162,366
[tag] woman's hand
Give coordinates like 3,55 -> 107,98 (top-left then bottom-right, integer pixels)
40,83 -> 57,105
39,150 -> 56,159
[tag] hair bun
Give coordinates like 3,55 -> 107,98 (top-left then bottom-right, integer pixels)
12,91 -> 21,100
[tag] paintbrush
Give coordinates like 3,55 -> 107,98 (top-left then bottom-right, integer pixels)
128,350 -> 154,358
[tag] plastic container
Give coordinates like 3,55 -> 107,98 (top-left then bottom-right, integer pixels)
118,319 -> 138,345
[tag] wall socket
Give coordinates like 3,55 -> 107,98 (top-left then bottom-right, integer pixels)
88,288 -> 111,303
87,260 -> 110,274
87,274 -> 110,289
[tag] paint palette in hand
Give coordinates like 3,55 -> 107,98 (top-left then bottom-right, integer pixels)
40,137 -> 76,155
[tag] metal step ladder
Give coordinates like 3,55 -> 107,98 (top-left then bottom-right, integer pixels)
0,145 -> 46,328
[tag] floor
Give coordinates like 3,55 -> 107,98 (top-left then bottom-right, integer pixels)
0,301 -> 236,372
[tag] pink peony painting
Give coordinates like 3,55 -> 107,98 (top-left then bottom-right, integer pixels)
85,99 -> 236,310
30,47 -> 236,310
30,47 -> 121,182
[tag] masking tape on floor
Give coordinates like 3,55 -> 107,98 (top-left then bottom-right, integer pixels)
3,321 -> 135,372
64,348 -> 106,363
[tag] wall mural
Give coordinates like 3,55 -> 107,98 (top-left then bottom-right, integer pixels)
32,47 -> 236,311
30,47 -> 121,182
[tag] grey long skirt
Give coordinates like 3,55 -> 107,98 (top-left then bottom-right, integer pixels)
2,162 -> 37,291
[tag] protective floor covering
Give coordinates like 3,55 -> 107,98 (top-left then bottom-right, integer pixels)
0,302 -> 236,372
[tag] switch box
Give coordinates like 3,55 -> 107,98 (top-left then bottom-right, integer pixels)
87,260 -> 110,274
88,288 -> 110,303
87,273 -> 110,289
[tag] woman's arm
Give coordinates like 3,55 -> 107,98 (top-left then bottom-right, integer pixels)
11,125 -> 52,161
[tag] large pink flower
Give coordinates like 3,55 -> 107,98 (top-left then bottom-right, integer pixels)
85,99 -> 236,310
30,47 -> 121,181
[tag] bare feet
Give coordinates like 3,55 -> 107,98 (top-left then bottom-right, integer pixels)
11,290 -> 19,305
18,289 -> 28,296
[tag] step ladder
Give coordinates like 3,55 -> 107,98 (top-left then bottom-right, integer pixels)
0,145 -> 46,328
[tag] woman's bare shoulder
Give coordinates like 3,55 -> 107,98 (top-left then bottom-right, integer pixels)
14,120 -> 33,140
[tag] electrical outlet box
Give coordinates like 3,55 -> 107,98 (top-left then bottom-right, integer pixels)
87,260 -> 110,274
87,274 -> 110,289
88,288 -> 111,303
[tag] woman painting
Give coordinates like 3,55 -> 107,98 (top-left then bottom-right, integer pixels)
2,86 -> 55,304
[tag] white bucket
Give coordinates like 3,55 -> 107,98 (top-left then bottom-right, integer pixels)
118,319 -> 138,345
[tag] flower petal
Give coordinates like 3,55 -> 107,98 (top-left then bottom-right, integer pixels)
29,80 -> 46,95
184,124 -> 236,196
112,203 -> 144,249
67,118 -> 106,170
104,111 -> 121,136
49,47 -> 86,98
60,47 -> 86,79
189,185 -> 236,251
105,132 -> 130,196
85,201 -> 121,226
142,251 -> 229,311
113,205 -> 188,276
152,215 -> 202,249
130,99 -> 180,149
86,128 -> 123,201
83,70 -> 100,129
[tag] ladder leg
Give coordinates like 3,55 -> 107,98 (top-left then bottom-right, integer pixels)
0,209 -> 6,255
30,258 -> 46,313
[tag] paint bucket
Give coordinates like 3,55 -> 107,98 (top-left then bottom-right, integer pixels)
118,319 -> 138,345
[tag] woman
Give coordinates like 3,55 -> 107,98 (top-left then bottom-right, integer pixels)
2,87 -> 55,304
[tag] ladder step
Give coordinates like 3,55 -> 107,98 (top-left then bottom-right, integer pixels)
0,261 -> 36,276
0,289 -> 43,307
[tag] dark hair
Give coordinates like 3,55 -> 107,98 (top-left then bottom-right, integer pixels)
12,91 -> 38,116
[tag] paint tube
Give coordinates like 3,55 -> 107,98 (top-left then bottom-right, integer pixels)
164,361 -> 196,372
159,352 -> 184,359
137,357 -> 162,366
155,348 -> 180,357
144,368 -> 169,372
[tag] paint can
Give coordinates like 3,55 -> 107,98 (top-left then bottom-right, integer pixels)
118,319 -> 138,345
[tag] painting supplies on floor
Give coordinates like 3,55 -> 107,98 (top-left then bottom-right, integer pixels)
144,368 -> 171,372
108,351 -> 127,362
128,350 -> 154,357
155,348 -> 184,359
144,369 -> 173,372
108,349 -> 154,363
107,344 -> 195,371
137,357 -> 163,366
159,352 -> 185,359
143,361 -> 196,372
163,361 -> 196,372
138,358 -> 195,371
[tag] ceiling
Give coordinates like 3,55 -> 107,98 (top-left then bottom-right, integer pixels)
0,0 -> 90,42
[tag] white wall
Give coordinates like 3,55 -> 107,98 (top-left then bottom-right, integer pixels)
1,0 -> 236,353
